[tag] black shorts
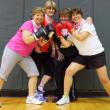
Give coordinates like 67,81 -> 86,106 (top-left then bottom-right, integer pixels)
60,46 -> 78,57
73,51 -> 106,69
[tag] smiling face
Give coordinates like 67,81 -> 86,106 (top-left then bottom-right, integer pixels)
72,13 -> 82,24
71,8 -> 83,24
31,7 -> 44,25
32,12 -> 44,25
59,8 -> 71,23
45,7 -> 56,17
60,15 -> 70,23
44,0 -> 56,17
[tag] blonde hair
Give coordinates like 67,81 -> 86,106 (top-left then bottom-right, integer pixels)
31,7 -> 44,17
44,0 -> 57,12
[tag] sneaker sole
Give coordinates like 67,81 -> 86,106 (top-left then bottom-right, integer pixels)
56,101 -> 70,105
26,101 -> 43,105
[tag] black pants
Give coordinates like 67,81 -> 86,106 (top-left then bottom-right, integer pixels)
31,51 -> 55,77
55,46 -> 78,101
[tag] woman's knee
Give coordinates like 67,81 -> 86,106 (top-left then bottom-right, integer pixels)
65,67 -> 74,77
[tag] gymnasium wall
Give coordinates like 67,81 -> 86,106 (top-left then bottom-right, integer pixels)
0,0 -> 110,96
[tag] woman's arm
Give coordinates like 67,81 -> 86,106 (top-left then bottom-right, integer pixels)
59,37 -> 73,48
86,17 -> 93,24
35,45 -> 41,53
71,30 -> 91,41
22,30 -> 36,44
55,44 -> 64,61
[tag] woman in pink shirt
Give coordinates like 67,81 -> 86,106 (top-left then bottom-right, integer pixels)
0,7 -> 48,105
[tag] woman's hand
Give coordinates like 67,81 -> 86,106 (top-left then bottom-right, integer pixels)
35,45 -> 42,53
57,51 -> 64,61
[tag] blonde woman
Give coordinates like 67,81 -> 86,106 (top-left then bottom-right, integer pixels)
31,0 -> 64,103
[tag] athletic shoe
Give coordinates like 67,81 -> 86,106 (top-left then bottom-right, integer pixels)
56,95 -> 70,105
51,96 -> 60,102
26,96 -> 43,105
34,90 -> 43,97
36,94 -> 47,102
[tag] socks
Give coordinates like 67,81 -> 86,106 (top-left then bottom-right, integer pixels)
64,92 -> 69,98
38,85 -> 45,92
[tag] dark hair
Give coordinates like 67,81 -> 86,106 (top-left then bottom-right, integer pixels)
59,8 -> 71,18
71,8 -> 83,17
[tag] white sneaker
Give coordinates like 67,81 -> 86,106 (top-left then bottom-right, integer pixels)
26,96 -> 43,105
56,95 -> 70,105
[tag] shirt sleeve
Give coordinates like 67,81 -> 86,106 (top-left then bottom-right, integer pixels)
81,22 -> 95,35
19,20 -> 33,33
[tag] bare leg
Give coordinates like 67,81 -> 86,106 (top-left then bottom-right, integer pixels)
0,78 -> 5,90
28,76 -> 37,96
0,78 -> 5,106
96,66 -> 110,96
64,62 -> 85,96
56,63 -> 85,105
39,75 -> 51,88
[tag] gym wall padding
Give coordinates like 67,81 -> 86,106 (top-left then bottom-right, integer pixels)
0,0 -> 110,95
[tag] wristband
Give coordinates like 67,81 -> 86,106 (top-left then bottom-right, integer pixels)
32,34 -> 38,41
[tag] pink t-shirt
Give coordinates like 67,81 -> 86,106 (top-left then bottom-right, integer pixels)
7,20 -> 38,57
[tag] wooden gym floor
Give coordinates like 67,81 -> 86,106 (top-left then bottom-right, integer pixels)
0,97 -> 110,110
